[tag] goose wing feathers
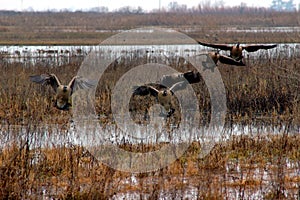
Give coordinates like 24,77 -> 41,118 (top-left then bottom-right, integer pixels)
198,41 -> 232,51
199,41 -> 277,52
68,76 -> 97,91
169,81 -> 187,93
183,71 -> 201,84
243,44 -> 277,52
161,71 -> 201,86
133,85 -> 160,97
218,54 -> 245,66
29,73 -> 60,92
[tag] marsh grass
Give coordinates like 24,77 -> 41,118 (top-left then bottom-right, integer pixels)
0,130 -> 299,199
94,47 -> 300,127
0,11 -> 300,45
0,32 -> 300,198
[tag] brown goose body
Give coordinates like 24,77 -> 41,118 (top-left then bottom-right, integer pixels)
30,73 -> 95,110
156,89 -> 174,114
55,85 -> 72,109
160,70 -> 201,87
208,52 -> 245,66
133,81 -> 188,117
198,41 -> 277,61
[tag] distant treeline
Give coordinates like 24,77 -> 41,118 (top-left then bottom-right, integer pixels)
0,2 -> 298,15
0,9 -> 298,28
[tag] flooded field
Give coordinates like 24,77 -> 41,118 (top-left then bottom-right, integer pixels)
0,122 -> 299,199
1,8 -> 300,198
0,42 -> 299,66
0,38 -> 299,198
182,26 -> 300,34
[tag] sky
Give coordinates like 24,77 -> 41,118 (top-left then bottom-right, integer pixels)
0,0 -> 299,12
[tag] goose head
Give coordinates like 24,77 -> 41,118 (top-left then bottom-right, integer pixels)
162,90 -> 168,96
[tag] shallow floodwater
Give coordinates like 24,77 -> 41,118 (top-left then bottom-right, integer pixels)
1,122 -> 299,199
0,121 -> 298,152
0,43 -> 299,67
1,38 -> 299,198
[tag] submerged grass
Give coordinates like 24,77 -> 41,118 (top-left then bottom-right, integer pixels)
0,22 -> 300,199
0,45 -> 299,126
0,132 -> 299,199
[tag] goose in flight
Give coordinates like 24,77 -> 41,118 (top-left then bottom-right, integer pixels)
201,51 -> 245,71
160,70 -> 201,87
133,81 -> 188,117
30,73 -> 96,110
198,41 -> 277,61
207,51 -> 245,66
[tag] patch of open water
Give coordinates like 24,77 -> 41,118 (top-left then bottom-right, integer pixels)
0,43 -> 299,67
1,122 -> 299,199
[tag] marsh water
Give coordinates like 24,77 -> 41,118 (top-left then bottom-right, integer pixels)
1,122 -> 299,199
1,41 -> 299,199
0,43 -> 299,67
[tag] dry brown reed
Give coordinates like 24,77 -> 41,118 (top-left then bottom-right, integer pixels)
0,46 -> 299,198
0,13 -> 299,198
0,134 -> 299,199
0,11 -> 300,45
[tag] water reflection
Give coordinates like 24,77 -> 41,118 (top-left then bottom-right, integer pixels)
0,43 -> 299,67
223,26 -> 300,33
1,123 -> 299,199
0,122 -> 298,152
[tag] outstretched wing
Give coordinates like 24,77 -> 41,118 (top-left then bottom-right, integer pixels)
218,54 -> 245,66
68,76 -> 97,94
133,85 -> 150,96
132,85 -> 159,97
243,44 -> 277,52
169,81 -> 187,93
29,73 -> 61,92
198,41 -> 233,51
160,71 -> 201,87
160,72 -> 185,87
183,71 -> 201,84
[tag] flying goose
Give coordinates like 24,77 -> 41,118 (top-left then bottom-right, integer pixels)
133,81 -> 188,117
207,51 -> 245,66
201,51 -> 245,72
160,70 -> 201,87
198,41 -> 277,61
30,73 -> 96,110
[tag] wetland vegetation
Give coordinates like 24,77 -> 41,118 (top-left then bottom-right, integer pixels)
0,9 -> 299,199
